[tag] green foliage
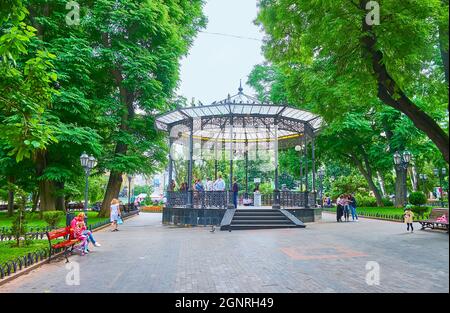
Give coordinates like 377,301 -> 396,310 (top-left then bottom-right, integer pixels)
42,211 -> 65,228
409,192 -> 427,206
9,209 -> 28,247
355,196 -> 378,208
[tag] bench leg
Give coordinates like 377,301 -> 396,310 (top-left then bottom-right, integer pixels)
64,248 -> 70,263
48,247 -> 53,263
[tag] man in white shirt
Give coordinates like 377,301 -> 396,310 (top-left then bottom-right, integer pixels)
205,177 -> 214,191
213,175 -> 226,191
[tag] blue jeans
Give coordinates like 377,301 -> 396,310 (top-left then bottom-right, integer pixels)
233,192 -> 238,209
350,205 -> 358,220
82,230 -> 96,245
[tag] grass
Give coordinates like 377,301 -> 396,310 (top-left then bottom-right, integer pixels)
0,211 -> 108,230
323,206 -> 432,221
0,240 -> 50,264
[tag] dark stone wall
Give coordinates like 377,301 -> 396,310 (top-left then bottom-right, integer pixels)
163,207 -> 227,226
285,208 -> 323,223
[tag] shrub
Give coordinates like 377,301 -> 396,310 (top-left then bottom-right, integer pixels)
410,206 -> 431,219
9,210 -> 29,247
382,198 -> 393,207
356,195 -> 378,207
409,192 -> 427,206
42,211 -> 65,228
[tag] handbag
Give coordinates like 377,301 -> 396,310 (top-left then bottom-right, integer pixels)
117,216 -> 123,225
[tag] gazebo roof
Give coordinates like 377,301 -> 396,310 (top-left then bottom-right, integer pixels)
155,85 -> 323,135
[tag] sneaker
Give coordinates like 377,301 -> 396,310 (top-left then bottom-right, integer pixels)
94,242 -> 101,247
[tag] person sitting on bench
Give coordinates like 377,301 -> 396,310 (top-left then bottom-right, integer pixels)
70,213 -> 101,254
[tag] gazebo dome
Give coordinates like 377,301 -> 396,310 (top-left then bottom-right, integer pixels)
155,84 -> 323,151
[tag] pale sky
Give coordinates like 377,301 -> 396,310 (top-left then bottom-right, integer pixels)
177,0 -> 265,105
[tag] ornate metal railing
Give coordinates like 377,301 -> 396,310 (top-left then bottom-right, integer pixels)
166,191 -> 317,209
0,247 -> 54,280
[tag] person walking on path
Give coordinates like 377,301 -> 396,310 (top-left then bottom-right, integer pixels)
404,205 -> 415,233
342,194 -> 351,222
232,177 -> 239,209
336,195 -> 344,222
349,194 -> 358,221
110,198 -> 122,232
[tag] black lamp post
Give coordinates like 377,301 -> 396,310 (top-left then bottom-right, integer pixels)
80,152 -> 97,223
318,167 -> 325,206
127,174 -> 133,212
393,150 -> 412,206
433,167 -> 447,206
419,174 -> 428,194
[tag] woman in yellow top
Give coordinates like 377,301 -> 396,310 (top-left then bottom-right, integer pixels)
404,205 -> 415,233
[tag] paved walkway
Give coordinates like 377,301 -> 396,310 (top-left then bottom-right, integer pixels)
0,213 -> 448,293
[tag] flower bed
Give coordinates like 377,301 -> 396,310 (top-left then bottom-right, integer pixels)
140,206 -> 163,213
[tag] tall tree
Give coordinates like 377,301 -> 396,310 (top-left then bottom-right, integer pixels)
83,0 -> 206,216
257,0 -> 449,163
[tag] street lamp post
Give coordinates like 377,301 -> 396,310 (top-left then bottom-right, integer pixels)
80,152 -> 97,223
419,174 -> 428,194
127,174 -> 133,212
318,167 -> 325,207
433,168 -> 447,206
393,150 -> 412,206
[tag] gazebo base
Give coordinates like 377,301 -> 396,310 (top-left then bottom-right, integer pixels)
162,206 -> 322,227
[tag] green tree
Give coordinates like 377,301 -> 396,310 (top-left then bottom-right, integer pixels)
257,0 -> 449,163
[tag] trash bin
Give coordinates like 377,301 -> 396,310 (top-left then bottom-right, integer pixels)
66,212 -> 74,227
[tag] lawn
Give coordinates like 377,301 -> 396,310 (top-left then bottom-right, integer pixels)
0,240 -> 50,264
323,206 -> 432,221
0,211 -> 109,230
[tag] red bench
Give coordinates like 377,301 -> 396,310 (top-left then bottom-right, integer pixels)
419,208 -> 449,232
46,227 -> 81,263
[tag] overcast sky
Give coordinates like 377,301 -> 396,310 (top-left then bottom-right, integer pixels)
177,0 -> 265,105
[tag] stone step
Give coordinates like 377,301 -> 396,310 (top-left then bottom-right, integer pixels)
232,220 -> 293,225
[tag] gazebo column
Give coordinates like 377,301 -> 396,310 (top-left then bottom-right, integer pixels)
304,132 -> 309,208
187,119 -> 194,208
245,138 -> 249,198
299,137 -> 303,192
168,134 -> 174,188
311,134 -> 317,207
227,117 -> 235,209
273,119 -> 281,210
214,139 -> 218,180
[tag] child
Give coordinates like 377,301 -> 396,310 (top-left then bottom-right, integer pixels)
404,205 -> 415,233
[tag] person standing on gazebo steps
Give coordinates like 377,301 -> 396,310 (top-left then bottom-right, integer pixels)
232,177 -> 239,209
214,175 -> 226,208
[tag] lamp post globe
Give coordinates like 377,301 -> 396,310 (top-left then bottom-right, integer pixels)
80,152 -> 89,168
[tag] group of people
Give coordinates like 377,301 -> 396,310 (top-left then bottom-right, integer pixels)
69,213 -> 101,256
169,175 -> 228,193
69,198 -> 124,256
168,176 -> 241,209
336,194 -> 358,222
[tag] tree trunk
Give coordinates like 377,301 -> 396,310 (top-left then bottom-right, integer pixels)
55,181 -> 65,211
350,154 -> 384,207
377,171 -> 387,197
35,150 -> 56,214
409,166 -> 418,192
7,176 -> 15,216
31,191 -> 39,212
394,167 -> 407,207
360,0 -> 449,163
99,171 -> 123,217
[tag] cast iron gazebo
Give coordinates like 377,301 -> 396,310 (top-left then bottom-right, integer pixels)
155,84 -> 323,229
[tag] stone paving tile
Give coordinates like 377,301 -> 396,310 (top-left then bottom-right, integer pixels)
0,212 -> 448,293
